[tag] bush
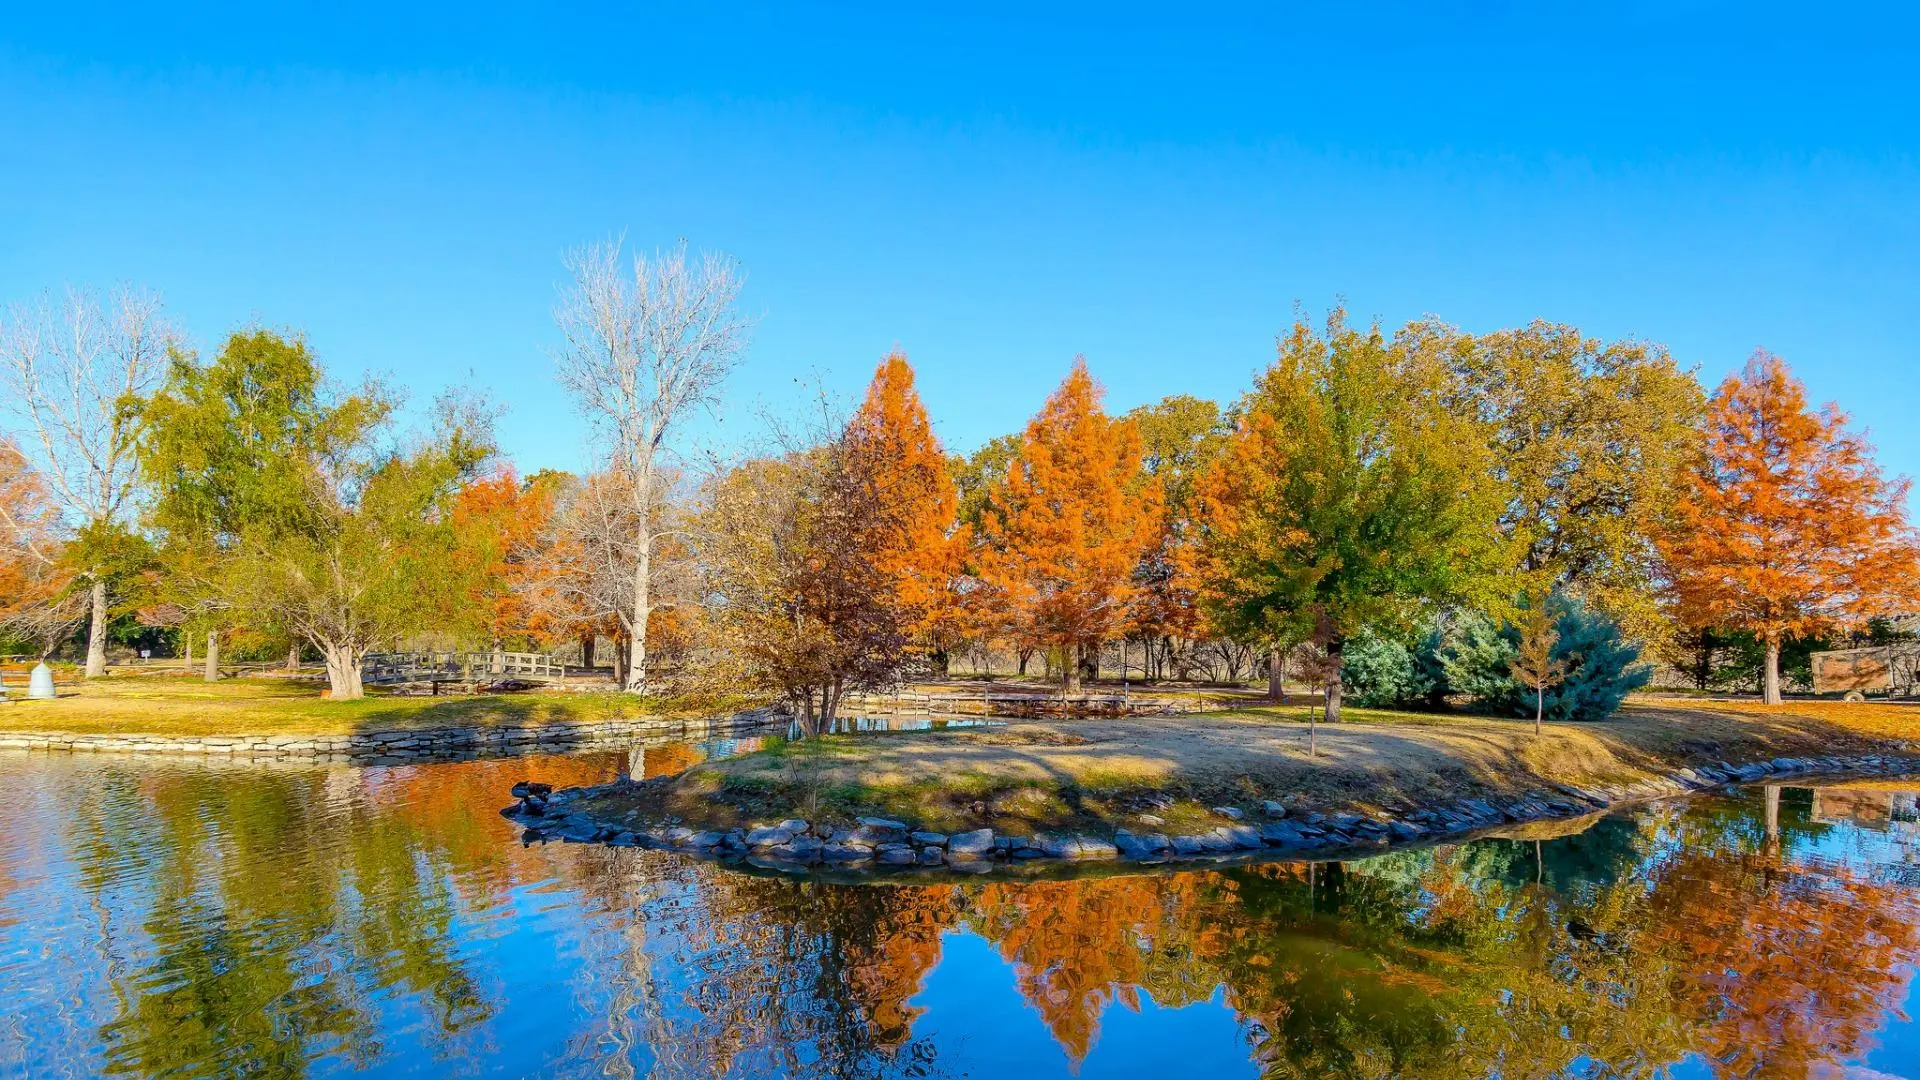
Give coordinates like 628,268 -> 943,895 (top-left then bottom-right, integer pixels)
1443,595 -> 1650,722
1343,626 -> 1449,709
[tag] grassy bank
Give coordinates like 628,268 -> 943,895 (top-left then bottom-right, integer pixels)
572,699 -> 1920,837
0,674 -> 754,737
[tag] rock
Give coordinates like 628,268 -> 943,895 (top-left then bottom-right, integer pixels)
1212,806 -> 1245,821
1037,835 -> 1078,858
1259,820 -> 1306,846
851,818 -> 909,844
910,831 -> 949,848
1076,837 -> 1119,859
1170,834 -> 1209,855
917,848 -> 945,866
665,826 -> 695,846
689,830 -> 728,848
949,829 -> 995,856
874,843 -> 918,866
511,781 -> 554,799
822,843 -> 873,863
1388,820 -> 1425,841
1115,829 -> 1172,857
773,836 -> 823,862
746,826 -> 794,848
1136,814 -> 1165,827
1260,800 -> 1287,817
776,818 -> 811,833
1221,825 -> 1263,850
557,821 -> 602,843
1011,839 -> 1046,858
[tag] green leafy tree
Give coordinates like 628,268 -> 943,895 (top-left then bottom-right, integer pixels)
1194,311 -> 1503,724
139,330 -> 490,699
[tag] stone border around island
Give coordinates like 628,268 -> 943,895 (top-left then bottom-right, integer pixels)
0,707 -> 786,762
505,751 -> 1920,877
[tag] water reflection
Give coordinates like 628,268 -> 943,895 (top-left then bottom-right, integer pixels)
3,749 -> 1919,1078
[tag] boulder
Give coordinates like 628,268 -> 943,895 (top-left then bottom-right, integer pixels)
1212,806 -> 1245,821
874,844 -> 918,866
917,848 -> 945,866
1170,834 -> 1210,855
910,831 -> 949,848
773,836 -> 824,862
1259,820 -> 1306,846
1221,825 -> 1263,850
949,829 -> 995,856
823,843 -> 873,863
746,826 -> 794,848
689,831 -> 728,848
776,818 -> 811,833
1260,800 -> 1287,818
1115,829 -> 1172,858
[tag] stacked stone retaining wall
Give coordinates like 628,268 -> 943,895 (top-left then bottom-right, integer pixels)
0,707 -> 785,762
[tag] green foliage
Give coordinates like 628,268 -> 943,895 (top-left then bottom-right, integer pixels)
952,433 -> 1022,531
1342,630 -> 1432,708
1444,595 -> 1651,722
135,330 -> 492,695
1196,311 -> 1507,652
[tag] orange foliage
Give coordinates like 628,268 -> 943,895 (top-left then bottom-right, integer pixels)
451,467 -> 558,644
975,359 -> 1161,686
0,437 -> 71,624
844,353 -> 969,655
1662,352 -> 1920,699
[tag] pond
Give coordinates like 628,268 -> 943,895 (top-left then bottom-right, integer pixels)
4,742 -> 1920,1078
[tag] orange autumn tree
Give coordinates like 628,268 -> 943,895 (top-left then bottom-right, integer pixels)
450,466 -> 559,647
843,352 -> 969,674
1662,351 -> 1920,704
977,358 -> 1160,692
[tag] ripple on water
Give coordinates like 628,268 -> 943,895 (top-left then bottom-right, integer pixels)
3,749 -> 1920,1077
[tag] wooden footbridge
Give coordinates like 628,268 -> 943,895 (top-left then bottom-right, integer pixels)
361,651 -> 565,687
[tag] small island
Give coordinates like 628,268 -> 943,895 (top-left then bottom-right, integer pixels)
506,698 -> 1920,876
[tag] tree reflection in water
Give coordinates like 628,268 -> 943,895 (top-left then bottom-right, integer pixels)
5,751 -> 1919,1079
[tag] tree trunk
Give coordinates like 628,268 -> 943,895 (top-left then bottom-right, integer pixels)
612,634 -> 631,689
930,648 -> 950,677
84,580 -> 109,677
1017,648 -> 1032,676
323,642 -> 365,700
580,633 -> 596,669
1764,784 -> 1781,847
1763,635 -> 1782,705
183,632 -> 193,673
1535,685 -> 1543,735
1063,641 -> 1081,694
626,515 -> 652,693
286,644 -> 301,672
1323,636 -> 1345,725
204,630 -> 220,682
1267,645 -> 1286,701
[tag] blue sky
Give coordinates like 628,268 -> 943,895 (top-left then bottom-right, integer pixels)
3,3 -> 1917,478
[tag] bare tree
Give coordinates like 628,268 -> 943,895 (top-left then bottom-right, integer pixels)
553,239 -> 749,692
556,237 -> 748,687
0,289 -> 174,675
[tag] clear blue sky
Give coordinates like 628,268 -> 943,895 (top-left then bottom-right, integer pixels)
3,3 -> 1917,478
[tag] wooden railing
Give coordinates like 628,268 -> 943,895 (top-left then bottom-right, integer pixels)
362,651 -> 564,685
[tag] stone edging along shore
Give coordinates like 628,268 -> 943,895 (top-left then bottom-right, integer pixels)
0,708 -> 785,762
505,750 -> 1920,875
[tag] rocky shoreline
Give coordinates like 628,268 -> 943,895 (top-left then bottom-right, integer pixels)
504,750 -> 1920,875
0,707 -> 784,762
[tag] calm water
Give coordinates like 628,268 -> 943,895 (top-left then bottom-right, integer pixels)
4,743 -> 1920,1079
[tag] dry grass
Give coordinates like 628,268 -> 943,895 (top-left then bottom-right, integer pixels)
601,697 -> 1920,834
0,673 -> 743,737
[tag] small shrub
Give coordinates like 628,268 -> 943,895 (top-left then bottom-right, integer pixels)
1343,627 -> 1445,709
1443,595 -> 1650,722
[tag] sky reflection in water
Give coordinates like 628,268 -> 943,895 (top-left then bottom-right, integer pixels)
3,743 -> 1919,1078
